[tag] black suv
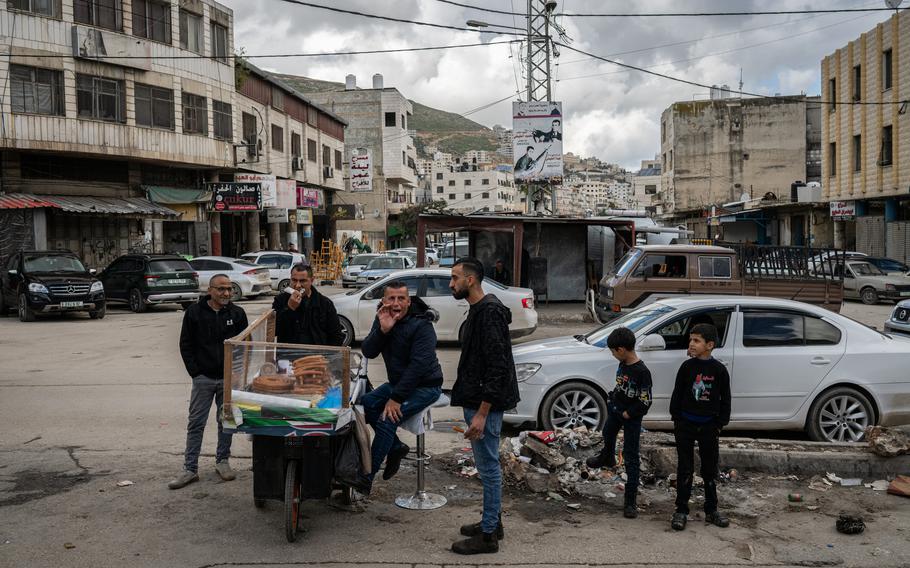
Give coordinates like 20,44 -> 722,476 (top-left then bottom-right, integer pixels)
0,251 -> 106,322
99,254 -> 200,312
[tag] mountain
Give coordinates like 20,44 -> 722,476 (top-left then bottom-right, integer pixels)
271,73 -> 501,156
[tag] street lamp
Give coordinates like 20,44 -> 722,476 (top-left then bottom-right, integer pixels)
465,19 -> 526,31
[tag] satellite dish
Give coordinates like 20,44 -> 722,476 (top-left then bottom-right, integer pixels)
885,0 -> 903,8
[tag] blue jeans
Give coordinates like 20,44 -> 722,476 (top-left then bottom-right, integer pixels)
602,402 -> 642,495
362,383 -> 442,480
183,375 -> 232,473
464,407 -> 504,534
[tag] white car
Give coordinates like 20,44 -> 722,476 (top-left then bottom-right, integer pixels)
331,268 -> 538,346
240,251 -> 308,290
188,257 -> 272,301
508,296 -> 910,442
342,254 -> 382,288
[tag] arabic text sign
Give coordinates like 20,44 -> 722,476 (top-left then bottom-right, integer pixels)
512,101 -> 564,183
235,173 -> 277,207
209,183 -> 262,212
830,201 -> 856,220
350,148 -> 372,193
296,186 -> 322,208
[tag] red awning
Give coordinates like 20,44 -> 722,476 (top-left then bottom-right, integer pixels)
0,193 -> 59,210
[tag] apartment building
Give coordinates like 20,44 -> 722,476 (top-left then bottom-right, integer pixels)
430,167 -> 517,214
631,158 -> 662,215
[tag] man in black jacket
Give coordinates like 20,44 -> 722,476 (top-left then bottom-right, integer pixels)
449,257 -> 519,555
360,280 -> 443,491
170,274 -> 249,490
272,263 -> 344,346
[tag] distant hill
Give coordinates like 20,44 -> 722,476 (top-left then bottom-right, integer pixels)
271,73 -> 500,156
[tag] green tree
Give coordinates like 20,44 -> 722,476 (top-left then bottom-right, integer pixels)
393,200 -> 448,242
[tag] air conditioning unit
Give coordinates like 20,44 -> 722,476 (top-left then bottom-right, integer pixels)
323,166 -> 334,179
292,156 -> 304,171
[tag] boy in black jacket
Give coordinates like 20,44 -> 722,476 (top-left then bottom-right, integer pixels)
669,323 -> 731,531
586,327 -> 652,519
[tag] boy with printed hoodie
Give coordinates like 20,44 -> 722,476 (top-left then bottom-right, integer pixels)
585,327 -> 652,518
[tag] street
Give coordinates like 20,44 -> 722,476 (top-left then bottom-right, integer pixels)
1,290 -> 908,567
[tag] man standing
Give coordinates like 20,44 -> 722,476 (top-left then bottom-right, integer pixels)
360,281 -> 444,492
272,263 -> 344,346
449,258 -> 520,555
170,274 -> 249,489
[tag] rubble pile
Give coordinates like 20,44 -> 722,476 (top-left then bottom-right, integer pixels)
865,426 -> 910,457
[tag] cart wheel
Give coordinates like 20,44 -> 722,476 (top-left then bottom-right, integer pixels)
254,498 -> 266,509
285,460 -> 300,543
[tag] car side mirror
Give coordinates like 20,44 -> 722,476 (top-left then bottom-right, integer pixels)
8,269 -> 17,276
637,334 -> 666,352
427,308 -> 440,323
89,268 -> 97,275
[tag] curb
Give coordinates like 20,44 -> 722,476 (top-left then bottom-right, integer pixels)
537,312 -> 597,325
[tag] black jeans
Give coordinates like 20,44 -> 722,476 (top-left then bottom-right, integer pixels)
674,419 -> 720,515
601,402 -> 642,496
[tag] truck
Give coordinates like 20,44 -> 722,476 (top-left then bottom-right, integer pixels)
595,244 -> 844,323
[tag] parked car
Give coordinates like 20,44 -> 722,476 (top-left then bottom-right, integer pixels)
0,250 -> 105,321
439,239 -> 469,267
239,251 -> 308,290
385,249 -> 431,267
885,300 -> 910,336
507,296 -> 910,442
354,256 -> 415,287
861,256 -> 910,275
392,247 -> 436,266
331,268 -> 538,346
188,257 -> 271,301
837,260 -> 910,305
98,254 -> 199,313
342,254 -> 382,288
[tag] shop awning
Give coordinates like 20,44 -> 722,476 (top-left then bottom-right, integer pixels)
144,185 -> 211,204
387,225 -> 403,237
0,193 -> 59,209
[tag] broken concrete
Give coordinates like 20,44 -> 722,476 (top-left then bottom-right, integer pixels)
865,426 -> 910,457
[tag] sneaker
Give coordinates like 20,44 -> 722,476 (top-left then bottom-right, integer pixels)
705,511 -> 730,528
585,452 -> 616,469
215,460 -> 236,481
623,505 -> 638,519
671,512 -> 688,531
382,444 -> 410,481
624,493 -> 638,519
452,532 -> 499,555
168,470 -> 199,490
460,520 -> 504,540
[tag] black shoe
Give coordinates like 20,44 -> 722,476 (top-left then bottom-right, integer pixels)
382,444 -> 410,481
623,492 -> 638,519
705,511 -> 730,528
585,452 -> 616,469
671,512 -> 688,531
460,520 -> 504,540
452,532 -> 499,555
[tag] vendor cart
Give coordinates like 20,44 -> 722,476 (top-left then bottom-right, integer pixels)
222,310 -> 370,542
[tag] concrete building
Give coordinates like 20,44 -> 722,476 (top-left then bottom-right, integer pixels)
493,124 -> 513,160
416,150 -> 454,177
822,9 -> 910,259
303,74 -> 417,250
430,167 -> 517,214
632,158 -> 662,215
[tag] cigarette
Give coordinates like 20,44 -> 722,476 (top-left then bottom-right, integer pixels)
284,287 -> 296,295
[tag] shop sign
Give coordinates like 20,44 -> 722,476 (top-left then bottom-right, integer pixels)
297,186 -> 322,208
236,173 -> 277,207
330,204 -> 357,220
297,209 -> 314,225
275,179 -> 296,209
351,148 -> 372,192
266,208 -> 288,223
209,182 -> 262,212
830,201 -> 856,220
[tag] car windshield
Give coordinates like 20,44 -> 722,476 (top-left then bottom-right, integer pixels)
351,255 -> 377,265
367,258 -> 402,270
850,262 -> 885,276
149,260 -> 192,273
24,254 -> 86,273
608,248 -> 643,277
235,259 -> 257,267
583,304 -> 676,347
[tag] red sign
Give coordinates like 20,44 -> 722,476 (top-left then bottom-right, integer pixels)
208,183 -> 262,212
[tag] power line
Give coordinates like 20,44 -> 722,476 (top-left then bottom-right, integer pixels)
460,91 -> 521,116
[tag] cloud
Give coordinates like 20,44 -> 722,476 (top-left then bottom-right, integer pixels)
222,0 -> 895,169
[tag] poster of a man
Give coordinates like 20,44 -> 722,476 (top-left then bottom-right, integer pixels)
532,119 -> 562,142
512,101 -> 564,182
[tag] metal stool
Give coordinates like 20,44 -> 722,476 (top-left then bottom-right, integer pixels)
394,393 -> 450,510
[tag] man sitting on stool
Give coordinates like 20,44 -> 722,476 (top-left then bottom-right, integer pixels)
360,280 -> 444,493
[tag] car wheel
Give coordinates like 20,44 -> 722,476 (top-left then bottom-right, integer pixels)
807,387 -> 875,442
18,293 -> 36,322
540,381 -> 607,430
231,283 -> 243,302
89,303 -> 106,319
860,287 -> 879,305
339,316 -> 354,347
278,279 -> 290,291
129,288 -> 147,313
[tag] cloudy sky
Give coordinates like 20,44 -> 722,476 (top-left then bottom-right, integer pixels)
222,0 -> 901,170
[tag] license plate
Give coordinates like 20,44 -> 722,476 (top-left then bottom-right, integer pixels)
61,301 -> 83,308
901,292 -> 910,297
165,279 -> 187,285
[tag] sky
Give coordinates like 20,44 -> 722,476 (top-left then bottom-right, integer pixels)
221,0 -> 902,170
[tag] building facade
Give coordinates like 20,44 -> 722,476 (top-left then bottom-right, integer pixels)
631,158 -> 662,215
430,167 -> 517,214
821,10 -> 910,259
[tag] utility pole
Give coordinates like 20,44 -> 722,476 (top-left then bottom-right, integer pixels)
525,0 -> 558,214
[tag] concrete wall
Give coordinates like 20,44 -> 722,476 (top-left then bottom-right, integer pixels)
523,223 -> 587,301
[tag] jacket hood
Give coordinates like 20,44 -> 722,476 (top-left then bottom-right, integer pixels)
475,293 -> 512,325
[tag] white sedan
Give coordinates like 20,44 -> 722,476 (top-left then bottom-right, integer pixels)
330,268 -> 538,346
188,257 -> 272,301
240,251 -> 308,290
508,296 -> 910,442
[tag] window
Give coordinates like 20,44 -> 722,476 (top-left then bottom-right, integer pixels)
258,254 -> 291,269
852,65 -> 861,101
448,180 -> 455,186
881,125 -> 893,166
271,124 -> 284,152
645,184 -> 657,194
9,0 -> 57,17
425,276 -> 451,297
743,311 -> 841,347
384,112 -> 396,127
74,0 -> 120,30
181,92 -> 207,135
179,9 -> 202,53
482,192 -> 489,198
271,87 -> 284,111
435,173 -> 443,180
464,193 -> 471,200
482,178 -> 490,185
883,49 -> 893,90
212,100 -> 232,140
322,144 -> 331,166
306,106 -> 317,127
10,65 -> 64,116
449,193 -> 455,200
464,179 -> 471,186
76,74 -> 125,123
291,132 -> 301,157
307,138 -> 317,162
853,134 -> 862,172
653,308 -> 733,350
436,187 -> 443,194
829,142 -> 837,176
828,77 -> 836,113
402,151 -> 406,166
632,254 -> 687,278
210,21 -> 228,63
335,149 -> 342,170
364,276 -> 420,300
132,0 -> 170,43
698,256 -> 732,279
242,112 -> 257,156
135,84 -> 174,129
805,317 -> 842,346
400,113 -> 405,130
661,120 -> 666,142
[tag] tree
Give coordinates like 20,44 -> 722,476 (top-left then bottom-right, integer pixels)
392,200 -> 448,242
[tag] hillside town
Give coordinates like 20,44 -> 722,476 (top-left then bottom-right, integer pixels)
1,2 -> 910,568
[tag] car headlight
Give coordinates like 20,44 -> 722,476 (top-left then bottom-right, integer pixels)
90,281 -> 104,293
605,287 -> 613,299
28,282 -> 48,294
515,363 -> 541,383
886,284 -> 896,291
